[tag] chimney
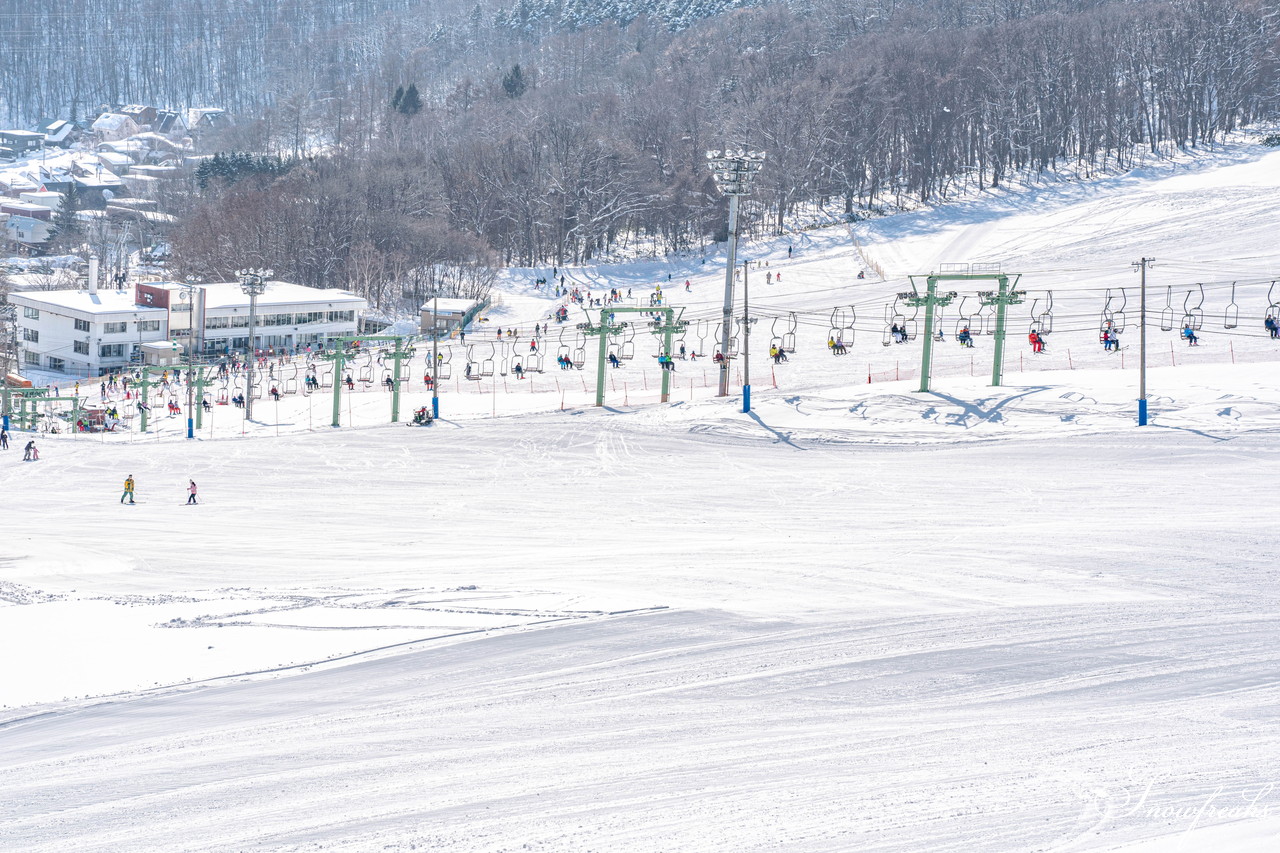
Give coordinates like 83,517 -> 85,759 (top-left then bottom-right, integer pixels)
88,254 -> 99,294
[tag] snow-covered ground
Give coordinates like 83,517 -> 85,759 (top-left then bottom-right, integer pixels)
4,135 -> 1280,852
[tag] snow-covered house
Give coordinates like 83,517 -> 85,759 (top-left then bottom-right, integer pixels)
38,119 -> 77,148
0,130 -> 45,158
91,113 -> 142,143
153,111 -> 187,139
117,105 -> 158,128
2,201 -> 56,251
419,298 -> 483,336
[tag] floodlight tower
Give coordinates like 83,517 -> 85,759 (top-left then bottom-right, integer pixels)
236,268 -> 272,421
707,148 -> 765,397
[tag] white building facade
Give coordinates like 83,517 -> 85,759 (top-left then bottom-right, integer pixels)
11,272 -> 367,377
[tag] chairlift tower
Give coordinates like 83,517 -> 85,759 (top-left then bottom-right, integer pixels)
706,148 -> 765,398
900,281 -> 957,394
581,307 -> 687,407
322,335 -> 415,427
905,264 -> 1022,392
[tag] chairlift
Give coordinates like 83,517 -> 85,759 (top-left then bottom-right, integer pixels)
695,319 -> 710,354
1224,281 -> 1238,329
903,301 -> 919,341
1029,291 -> 1054,335
1100,289 -> 1126,335
954,295 -> 974,340
769,317 -> 784,355
527,351 -> 544,373
1181,284 -> 1204,331
781,312 -> 798,353
620,322 -> 636,360
1159,286 -> 1175,332
480,343 -> 496,377
842,306 -> 857,346
437,347 -> 453,380
556,327 -> 571,361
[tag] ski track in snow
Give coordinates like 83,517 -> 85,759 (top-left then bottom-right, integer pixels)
5,135 -> 1280,852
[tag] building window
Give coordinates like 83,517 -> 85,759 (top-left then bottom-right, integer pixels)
22,327 -> 38,342
171,328 -> 191,339
206,316 -> 229,329
74,340 -> 89,354
74,317 -> 90,331
103,321 -> 127,334
138,320 -> 161,332
23,306 -> 40,319
328,310 -> 354,322
24,351 -> 40,365
99,343 -> 125,358
231,316 -> 249,328
47,357 -> 64,372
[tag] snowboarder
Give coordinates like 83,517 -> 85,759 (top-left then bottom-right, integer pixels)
122,475 -> 136,504
186,480 -> 198,505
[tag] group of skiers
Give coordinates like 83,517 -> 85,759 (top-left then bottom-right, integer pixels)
120,476 -> 199,505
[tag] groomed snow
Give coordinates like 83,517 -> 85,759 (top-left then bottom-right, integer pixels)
4,134 -> 1280,852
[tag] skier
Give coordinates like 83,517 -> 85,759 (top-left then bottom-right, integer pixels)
958,327 -> 974,347
186,480 -> 198,505
1029,331 -> 1044,353
122,475 -> 136,504
1183,325 -> 1199,346
0,428 -> 7,450
1267,316 -> 1279,339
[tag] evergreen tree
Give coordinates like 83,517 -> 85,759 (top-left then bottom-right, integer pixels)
47,190 -> 82,250
397,83 -> 422,115
502,64 -> 527,99
391,85 -> 405,112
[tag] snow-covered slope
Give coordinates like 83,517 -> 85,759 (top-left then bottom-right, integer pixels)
4,136 -> 1280,852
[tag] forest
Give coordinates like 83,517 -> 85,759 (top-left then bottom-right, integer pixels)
3,0 -> 1278,310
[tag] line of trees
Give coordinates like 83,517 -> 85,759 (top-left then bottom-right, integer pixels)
144,0 -> 1279,310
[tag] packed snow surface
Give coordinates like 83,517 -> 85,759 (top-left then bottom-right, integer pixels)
4,135 -> 1280,852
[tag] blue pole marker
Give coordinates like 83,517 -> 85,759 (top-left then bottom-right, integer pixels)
432,397 -> 439,419
742,385 -> 751,414
1138,398 -> 1148,426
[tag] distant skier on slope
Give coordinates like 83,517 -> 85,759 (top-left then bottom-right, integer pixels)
187,480 -> 198,505
122,475 -> 136,504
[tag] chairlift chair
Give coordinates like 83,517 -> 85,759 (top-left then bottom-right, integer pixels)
781,312 -> 798,353
438,348 -> 453,380
903,302 -> 919,341
1224,281 -> 1239,329
620,322 -> 636,360
955,295 -> 974,341
480,343 -> 496,377
1181,285 -> 1204,331
1159,286 -> 1176,332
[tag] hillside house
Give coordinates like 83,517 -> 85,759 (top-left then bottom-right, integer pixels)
38,119 -> 77,148
90,113 -> 142,143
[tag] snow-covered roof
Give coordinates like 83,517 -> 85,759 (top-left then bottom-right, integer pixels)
91,113 -> 139,133
152,281 -> 366,312
419,298 -> 480,313
10,288 -> 167,317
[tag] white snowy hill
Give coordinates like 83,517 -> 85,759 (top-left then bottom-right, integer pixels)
3,134 -> 1280,852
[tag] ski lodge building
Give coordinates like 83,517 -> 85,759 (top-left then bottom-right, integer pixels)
10,265 -> 367,377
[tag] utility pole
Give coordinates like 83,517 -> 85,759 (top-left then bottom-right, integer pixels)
706,148 -> 766,397
183,275 -> 201,439
741,260 -> 751,413
236,268 -> 272,423
431,294 -> 440,419
1133,257 -> 1154,426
